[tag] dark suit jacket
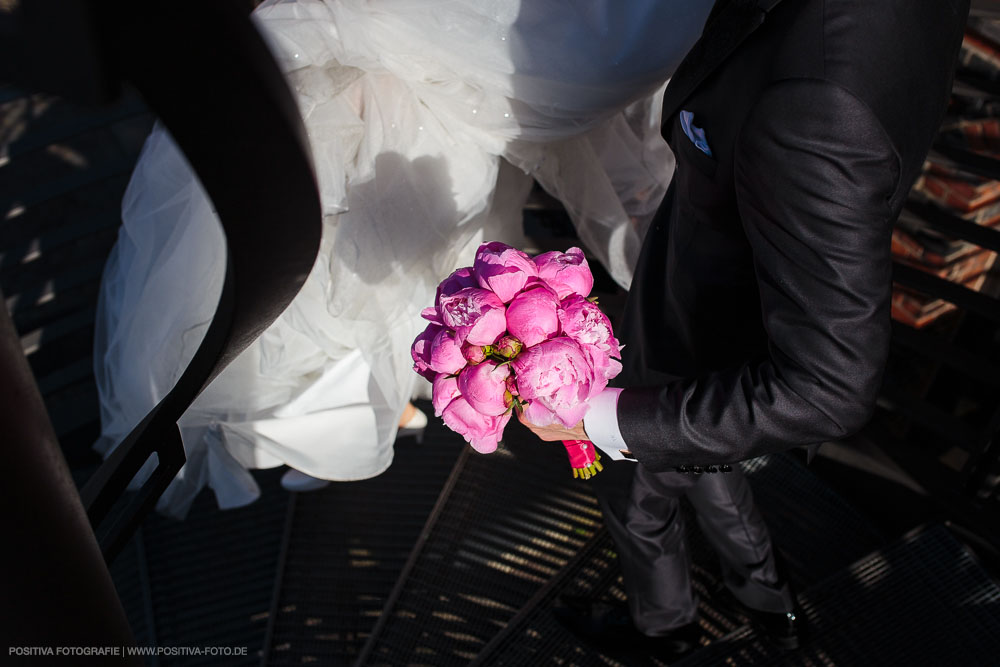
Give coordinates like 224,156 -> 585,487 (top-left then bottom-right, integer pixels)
616,0 -> 969,471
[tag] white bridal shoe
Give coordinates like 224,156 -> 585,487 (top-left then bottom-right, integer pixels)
398,407 -> 428,442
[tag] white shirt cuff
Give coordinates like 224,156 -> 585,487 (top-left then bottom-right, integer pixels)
584,388 -> 634,463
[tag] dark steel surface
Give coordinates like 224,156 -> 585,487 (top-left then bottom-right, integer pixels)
0,290 -> 140,661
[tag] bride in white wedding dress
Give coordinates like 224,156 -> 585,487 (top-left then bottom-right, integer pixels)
93,0 -> 715,516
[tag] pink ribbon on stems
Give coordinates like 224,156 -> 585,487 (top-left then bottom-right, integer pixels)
562,439 -> 603,479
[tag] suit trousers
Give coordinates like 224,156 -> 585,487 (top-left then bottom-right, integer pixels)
593,461 -> 794,635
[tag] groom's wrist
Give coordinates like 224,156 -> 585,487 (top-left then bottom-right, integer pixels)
584,388 -> 634,462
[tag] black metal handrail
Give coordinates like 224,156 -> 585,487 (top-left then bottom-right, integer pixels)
4,0 -> 322,581
1,287 -> 140,658
882,121 -> 1000,547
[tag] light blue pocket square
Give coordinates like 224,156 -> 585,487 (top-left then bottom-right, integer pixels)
679,110 -> 712,157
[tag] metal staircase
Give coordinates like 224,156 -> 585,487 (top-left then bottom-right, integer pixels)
6,4 -> 1000,664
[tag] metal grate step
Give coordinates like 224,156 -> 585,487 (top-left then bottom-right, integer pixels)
738,452 -> 886,590
262,416 -> 465,666
474,452 -> 889,666
108,468 -> 290,666
673,523 -> 1000,666
356,428 -> 603,666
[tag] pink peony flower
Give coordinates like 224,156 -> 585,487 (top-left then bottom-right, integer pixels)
511,337 -> 597,428
505,284 -> 561,347
441,395 -> 512,453
428,328 -> 467,375
558,295 -> 621,356
461,342 -> 487,365
587,349 -> 623,384
432,373 -> 461,417
473,242 -> 538,303
411,322 -> 443,381
534,247 -> 594,299
436,266 -> 478,305
438,287 -> 507,345
421,306 -> 443,324
457,360 -> 512,416
559,295 -> 623,383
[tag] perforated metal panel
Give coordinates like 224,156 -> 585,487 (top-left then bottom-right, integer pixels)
263,425 -> 464,666
357,432 -> 603,667
674,524 -> 1000,666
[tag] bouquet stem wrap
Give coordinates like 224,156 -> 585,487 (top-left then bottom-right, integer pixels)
562,440 -> 603,479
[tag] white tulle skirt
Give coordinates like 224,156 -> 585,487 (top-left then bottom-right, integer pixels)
93,0 -> 712,516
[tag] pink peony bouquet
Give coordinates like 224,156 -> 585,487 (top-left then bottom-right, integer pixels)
411,242 -> 622,479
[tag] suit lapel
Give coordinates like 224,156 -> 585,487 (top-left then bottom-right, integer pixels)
661,0 -> 787,123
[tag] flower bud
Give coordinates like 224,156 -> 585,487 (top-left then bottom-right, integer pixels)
494,334 -> 523,360
461,342 -> 487,365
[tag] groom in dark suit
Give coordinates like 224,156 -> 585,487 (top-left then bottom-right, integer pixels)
522,0 -> 970,659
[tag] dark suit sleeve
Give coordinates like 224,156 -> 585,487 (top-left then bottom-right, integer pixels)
618,79 -> 902,470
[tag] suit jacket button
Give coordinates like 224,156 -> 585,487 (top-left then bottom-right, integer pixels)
690,465 -> 703,474
720,464 -> 732,473
705,465 -> 718,473
675,465 -> 689,473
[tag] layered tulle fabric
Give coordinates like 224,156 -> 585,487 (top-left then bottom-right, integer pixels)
93,0 -> 712,516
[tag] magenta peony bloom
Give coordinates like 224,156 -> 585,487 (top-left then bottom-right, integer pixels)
411,322 -> 443,381
534,247 -> 594,299
511,337 -> 597,428
436,266 -> 478,305
438,287 -> 507,345
461,342 -> 487,365
457,360 -> 512,416
505,285 -> 561,347
441,395 -> 512,453
559,294 -> 623,383
432,373 -> 461,417
429,328 -> 467,375
421,306 -> 443,324
558,295 -> 621,356
586,348 -> 623,384
473,242 -> 539,303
